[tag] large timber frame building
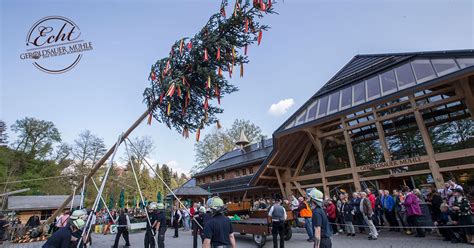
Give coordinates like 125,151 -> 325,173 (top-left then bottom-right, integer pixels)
251,50 -> 474,197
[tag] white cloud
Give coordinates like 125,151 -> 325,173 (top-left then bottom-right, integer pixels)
268,98 -> 295,116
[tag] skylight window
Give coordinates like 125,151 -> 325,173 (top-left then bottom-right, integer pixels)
411,60 -> 436,83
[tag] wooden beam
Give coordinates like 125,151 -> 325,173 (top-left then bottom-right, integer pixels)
293,143 -> 312,177
457,78 -> 474,119
409,95 -> 444,189
341,117 -> 362,191
292,181 -> 306,197
259,175 -> 277,180
373,109 -> 392,162
275,169 -> 285,197
315,131 -> 329,196
434,148 -> 474,161
439,163 -> 474,172
305,131 -> 319,152
360,169 -> 432,182
266,165 -> 290,171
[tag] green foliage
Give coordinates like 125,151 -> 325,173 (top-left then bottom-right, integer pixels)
11,117 -> 61,159
143,1 -> 274,135
192,118 -> 264,174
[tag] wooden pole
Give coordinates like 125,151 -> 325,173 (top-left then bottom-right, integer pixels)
46,106 -> 153,224
341,117 -> 362,192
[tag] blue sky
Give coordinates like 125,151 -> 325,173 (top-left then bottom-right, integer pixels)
1,0 -> 473,174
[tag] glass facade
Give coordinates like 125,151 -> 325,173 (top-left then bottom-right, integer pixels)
284,57 -> 473,130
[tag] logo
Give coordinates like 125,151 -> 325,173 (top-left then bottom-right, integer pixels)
20,16 -> 93,74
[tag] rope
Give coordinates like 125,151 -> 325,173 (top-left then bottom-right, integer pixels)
78,134 -> 123,248
124,140 -> 158,247
0,174 -> 87,185
328,221 -> 474,229
125,137 -> 204,230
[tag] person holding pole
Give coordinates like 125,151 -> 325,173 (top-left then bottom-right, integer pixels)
202,196 -> 236,248
113,209 -> 131,248
145,203 -> 159,248
156,203 -> 167,248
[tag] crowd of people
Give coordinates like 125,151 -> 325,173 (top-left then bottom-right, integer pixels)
284,179 -> 474,245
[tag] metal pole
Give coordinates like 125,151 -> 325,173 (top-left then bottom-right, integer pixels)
46,105 -> 155,225
91,178 -> 116,225
80,176 -> 86,209
124,140 -> 158,247
78,135 -> 122,248
70,187 -> 76,211
125,138 -> 204,230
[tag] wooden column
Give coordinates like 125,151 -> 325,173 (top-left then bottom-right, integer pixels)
341,118 -> 362,191
457,78 -> 474,119
409,95 -> 444,189
284,169 -> 293,198
275,169 -> 286,197
314,133 -> 329,197
373,109 -> 392,162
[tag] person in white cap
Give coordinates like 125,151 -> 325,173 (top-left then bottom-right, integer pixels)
42,219 -> 85,248
307,188 -> 332,248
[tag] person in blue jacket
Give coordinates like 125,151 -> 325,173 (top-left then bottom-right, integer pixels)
383,190 -> 397,231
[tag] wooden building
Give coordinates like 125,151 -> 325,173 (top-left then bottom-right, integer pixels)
194,138 -> 279,203
251,50 -> 474,198
166,178 -> 211,206
7,195 -> 81,224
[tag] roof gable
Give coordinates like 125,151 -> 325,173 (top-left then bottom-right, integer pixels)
277,49 -> 474,135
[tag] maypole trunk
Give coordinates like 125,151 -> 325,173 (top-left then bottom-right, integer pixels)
45,104 -> 155,225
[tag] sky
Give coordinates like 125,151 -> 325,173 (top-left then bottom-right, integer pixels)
1,0 -> 473,175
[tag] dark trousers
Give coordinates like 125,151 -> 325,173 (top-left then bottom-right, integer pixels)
320,237 -> 332,248
144,229 -> 156,248
328,217 -> 337,234
272,221 -> 285,248
375,209 -> 384,227
158,227 -> 166,248
113,227 -> 130,248
407,215 -> 425,237
192,226 -> 204,248
384,209 -> 397,229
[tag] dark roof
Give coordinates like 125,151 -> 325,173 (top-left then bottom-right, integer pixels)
8,195 -> 82,211
194,138 -> 273,176
167,178 -> 211,197
199,175 -> 256,194
276,49 -> 474,135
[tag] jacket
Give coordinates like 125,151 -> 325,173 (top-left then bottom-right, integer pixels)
341,202 -> 354,222
299,201 -> 312,218
403,193 -> 422,216
360,198 -> 373,216
325,202 -> 337,219
383,195 -> 395,211
368,193 -> 376,209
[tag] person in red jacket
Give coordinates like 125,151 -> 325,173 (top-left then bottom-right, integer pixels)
324,199 -> 338,235
365,188 -> 376,209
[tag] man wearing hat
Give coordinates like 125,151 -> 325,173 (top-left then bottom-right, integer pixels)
203,196 -> 236,248
155,202 -> 167,248
268,194 -> 287,248
307,188 -> 332,248
145,202 -> 159,248
42,219 -> 85,248
113,209 -> 131,248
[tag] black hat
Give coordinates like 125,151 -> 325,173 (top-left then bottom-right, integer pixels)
453,188 -> 464,194
274,194 -> 282,202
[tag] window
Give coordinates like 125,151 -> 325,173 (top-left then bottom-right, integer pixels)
285,120 -> 295,130
395,63 -> 416,89
296,110 -> 306,125
222,174 -> 225,180
317,95 -> 329,118
340,87 -> 352,110
249,167 -> 254,174
212,175 -> 216,181
242,169 -> 247,176
380,70 -> 397,95
353,81 -> 366,105
411,60 -> 436,83
457,58 -> 474,69
366,76 -> 381,100
306,100 -> 318,122
432,59 -> 458,76
328,91 -> 340,114
235,170 -> 240,177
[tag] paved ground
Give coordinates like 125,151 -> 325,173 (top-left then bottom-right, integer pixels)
3,228 -> 471,248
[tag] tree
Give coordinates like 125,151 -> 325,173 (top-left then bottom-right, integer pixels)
128,136 -> 155,166
0,120 -> 7,146
71,130 -> 106,173
11,117 -> 61,159
161,164 -> 172,188
226,119 -> 264,144
192,119 -> 264,174
53,142 -> 72,166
